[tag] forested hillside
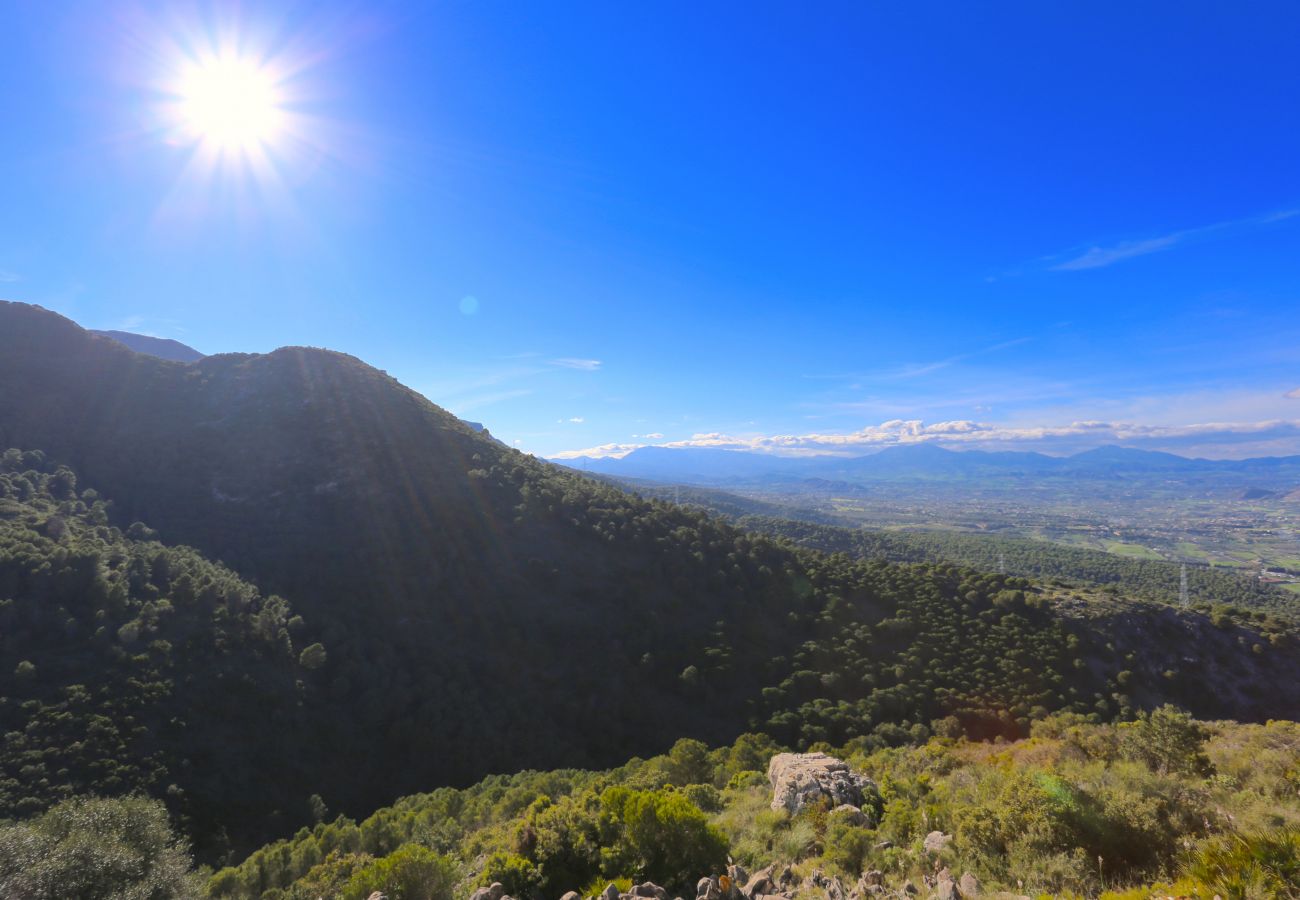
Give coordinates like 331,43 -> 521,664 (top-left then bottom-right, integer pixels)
734,515 -> 1295,615
2,301 -> 1298,869
0,449 -> 311,855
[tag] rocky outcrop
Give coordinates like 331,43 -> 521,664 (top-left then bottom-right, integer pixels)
768,753 -> 876,816
923,831 -> 952,855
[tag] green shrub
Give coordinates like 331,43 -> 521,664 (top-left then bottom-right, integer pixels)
726,770 -> 768,790
342,844 -> 457,900
0,795 -> 198,899
1119,705 -> 1213,777
823,816 -> 874,875
599,787 -> 728,890
479,851 -> 539,897
682,784 -> 723,813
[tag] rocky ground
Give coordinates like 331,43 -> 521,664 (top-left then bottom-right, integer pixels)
466,753 -> 1016,900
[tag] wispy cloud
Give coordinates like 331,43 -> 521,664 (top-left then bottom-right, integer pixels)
449,388 -> 534,413
1053,235 -> 1182,271
550,357 -> 602,371
0,268 -> 19,283
1050,208 -> 1298,272
804,337 -> 1034,384
423,353 -> 603,412
893,336 -> 1034,380
1287,387 -> 1300,400
552,417 -> 1300,460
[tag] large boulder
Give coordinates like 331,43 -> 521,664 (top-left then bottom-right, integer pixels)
767,753 -> 874,815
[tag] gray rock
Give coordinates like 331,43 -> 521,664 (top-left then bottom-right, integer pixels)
777,866 -> 798,888
768,753 -> 876,816
832,803 -> 870,827
922,831 -> 952,855
603,884 -> 622,900
697,877 -> 721,900
744,865 -> 775,897
934,877 -> 958,900
958,873 -> 979,898
560,893 -> 582,900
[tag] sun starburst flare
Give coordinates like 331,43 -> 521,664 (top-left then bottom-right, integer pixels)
175,55 -> 285,152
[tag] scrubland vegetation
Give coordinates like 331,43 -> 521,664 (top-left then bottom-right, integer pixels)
79,713 -> 1285,899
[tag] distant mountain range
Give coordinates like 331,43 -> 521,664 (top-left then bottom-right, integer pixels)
90,329 -> 205,363
561,442 -> 1300,489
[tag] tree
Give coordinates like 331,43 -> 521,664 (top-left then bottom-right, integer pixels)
342,845 -> 457,900
299,642 -> 327,670
0,795 -> 198,899
662,738 -> 712,786
1119,705 -> 1213,776
600,788 -> 728,891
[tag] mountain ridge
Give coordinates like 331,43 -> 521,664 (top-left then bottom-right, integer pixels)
90,329 -> 205,363
563,441 -> 1300,486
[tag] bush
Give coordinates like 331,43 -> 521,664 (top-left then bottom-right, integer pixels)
682,783 -> 723,813
823,816 -> 874,875
726,770 -> 768,790
1120,705 -> 1212,777
0,795 -> 198,899
342,844 -> 458,900
479,851 -> 539,897
600,787 -> 728,890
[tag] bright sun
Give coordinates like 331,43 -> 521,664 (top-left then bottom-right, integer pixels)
177,56 -> 284,151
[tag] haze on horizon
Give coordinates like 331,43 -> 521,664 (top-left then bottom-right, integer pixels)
1,2 -> 1298,460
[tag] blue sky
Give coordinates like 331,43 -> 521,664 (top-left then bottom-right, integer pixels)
2,2 -> 1299,459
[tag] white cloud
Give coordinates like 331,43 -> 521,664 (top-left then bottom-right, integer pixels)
568,416 -> 584,423
642,432 -> 664,439
1286,387 -> 1300,400
549,358 -> 602,371
0,269 -> 19,283
552,417 -> 1300,461
552,442 -> 643,459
